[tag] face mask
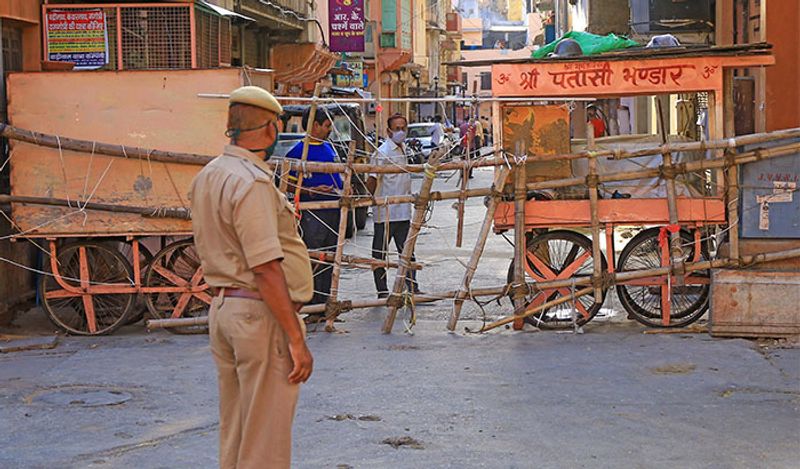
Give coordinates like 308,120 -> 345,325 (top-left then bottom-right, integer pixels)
243,121 -> 278,159
263,135 -> 278,159
390,130 -> 406,144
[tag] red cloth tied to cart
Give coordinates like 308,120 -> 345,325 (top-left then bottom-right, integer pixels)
658,224 -> 681,248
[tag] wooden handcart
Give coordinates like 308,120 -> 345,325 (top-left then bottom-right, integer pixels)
488,46 -> 775,329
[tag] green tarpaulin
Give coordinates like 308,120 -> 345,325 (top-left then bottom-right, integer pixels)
532,31 -> 639,59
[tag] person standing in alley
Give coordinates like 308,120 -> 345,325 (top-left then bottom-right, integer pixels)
367,113 -> 420,297
430,114 -> 445,152
190,86 -> 313,469
473,116 -> 485,155
285,107 -> 343,305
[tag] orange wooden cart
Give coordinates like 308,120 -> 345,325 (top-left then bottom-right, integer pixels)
3,68 -> 262,335
487,47 -> 773,329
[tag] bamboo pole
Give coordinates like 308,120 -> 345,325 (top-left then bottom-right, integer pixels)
447,165 -> 511,331
0,195 -> 191,219
381,147 -> 445,334
292,84 -> 322,212
147,245 -> 800,330
511,164 -> 528,330
484,287 -> 595,333
324,143 -> 355,332
456,126 -> 471,247
278,158 -> 291,193
307,250 -> 423,271
655,99 -> 685,288
0,123 -> 214,166
723,70 -> 740,261
586,145 -> 603,303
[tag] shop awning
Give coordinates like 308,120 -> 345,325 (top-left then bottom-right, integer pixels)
196,0 -> 255,22
271,43 -> 338,86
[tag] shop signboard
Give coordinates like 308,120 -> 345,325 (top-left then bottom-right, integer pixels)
329,0 -> 365,52
45,9 -> 108,69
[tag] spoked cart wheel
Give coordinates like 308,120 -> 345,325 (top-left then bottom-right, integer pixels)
143,239 -> 211,334
40,241 -> 135,335
507,230 -> 608,329
108,239 -> 154,325
615,227 -> 711,328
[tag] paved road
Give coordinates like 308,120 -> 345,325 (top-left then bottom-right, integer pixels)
1,316 -> 798,468
1,163 -> 798,468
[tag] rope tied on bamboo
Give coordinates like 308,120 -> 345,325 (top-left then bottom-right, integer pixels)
723,149 -> 737,169
413,194 -> 430,211
423,162 -> 438,179
509,282 -> 530,301
591,273 -> 614,291
585,174 -> 600,189
386,291 -> 415,309
144,207 -> 192,220
659,162 -> 687,180
324,299 -> 353,321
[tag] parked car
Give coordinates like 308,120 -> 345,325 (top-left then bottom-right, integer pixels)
406,123 -> 457,163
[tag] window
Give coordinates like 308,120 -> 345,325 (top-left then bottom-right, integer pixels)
1,24 -> 23,198
2,25 -> 23,73
480,71 -> 492,90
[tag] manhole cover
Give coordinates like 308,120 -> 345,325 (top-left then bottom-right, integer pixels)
31,387 -> 132,407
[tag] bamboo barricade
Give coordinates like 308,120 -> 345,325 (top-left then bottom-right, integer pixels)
447,166 -> 511,330
5,116 -> 800,333
324,144 -> 355,331
146,245 -> 800,331
2,140 -> 798,219
381,147 -> 446,334
292,84 -> 322,213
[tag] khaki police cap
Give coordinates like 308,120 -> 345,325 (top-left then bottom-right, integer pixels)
229,86 -> 283,114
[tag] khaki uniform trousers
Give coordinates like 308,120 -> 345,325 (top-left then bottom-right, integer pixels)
209,294 -> 304,469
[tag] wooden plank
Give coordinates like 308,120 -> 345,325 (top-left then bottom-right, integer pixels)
493,198 -> 727,229
0,336 -> 59,353
7,69 -> 243,235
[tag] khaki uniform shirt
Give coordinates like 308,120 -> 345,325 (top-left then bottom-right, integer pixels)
189,145 -> 313,303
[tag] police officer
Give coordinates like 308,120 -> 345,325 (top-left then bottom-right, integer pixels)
190,86 -> 313,469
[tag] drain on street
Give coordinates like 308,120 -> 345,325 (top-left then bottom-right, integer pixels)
30,386 -> 132,407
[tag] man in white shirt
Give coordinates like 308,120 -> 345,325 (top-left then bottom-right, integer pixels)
366,113 -> 420,297
430,115 -> 444,149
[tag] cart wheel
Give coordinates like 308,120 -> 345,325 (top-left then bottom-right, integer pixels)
143,239 -> 210,334
615,227 -> 710,328
40,241 -> 134,336
109,240 -> 154,325
507,230 -> 607,329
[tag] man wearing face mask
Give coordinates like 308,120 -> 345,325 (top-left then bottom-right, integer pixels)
285,107 -> 343,304
190,86 -> 314,469
366,113 -> 420,297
